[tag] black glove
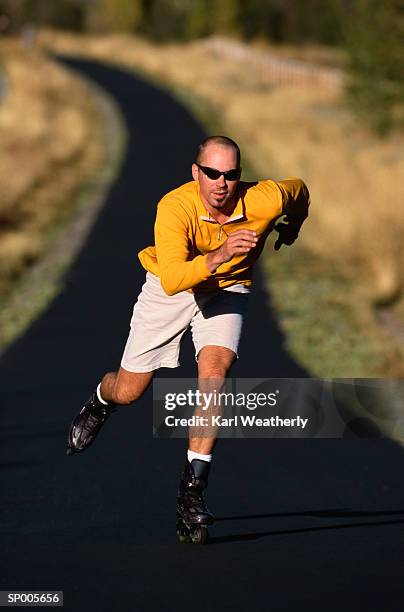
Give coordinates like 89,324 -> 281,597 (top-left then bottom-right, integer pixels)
274,220 -> 299,251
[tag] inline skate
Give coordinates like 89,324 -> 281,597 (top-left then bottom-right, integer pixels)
176,459 -> 214,544
66,391 -> 116,455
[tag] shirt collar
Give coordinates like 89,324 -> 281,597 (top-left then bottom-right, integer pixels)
196,181 -> 246,224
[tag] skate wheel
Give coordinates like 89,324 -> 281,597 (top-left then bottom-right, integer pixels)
190,525 -> 208,545
176,519 -> 191,544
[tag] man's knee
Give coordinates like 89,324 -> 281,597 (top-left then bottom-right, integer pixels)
200,366 -> 228,380
198,345 -> 236,379
111,370 -> 154,405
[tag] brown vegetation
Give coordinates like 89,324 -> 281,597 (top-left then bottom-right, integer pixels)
40,30 -> 404,312
2,29 -> 402,374
39,30 -> 404,375
0,38 -> 104,300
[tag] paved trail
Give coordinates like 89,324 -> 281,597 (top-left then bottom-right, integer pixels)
1,59 -> 403,612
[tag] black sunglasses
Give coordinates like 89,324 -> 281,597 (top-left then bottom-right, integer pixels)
196,163 -> 241,181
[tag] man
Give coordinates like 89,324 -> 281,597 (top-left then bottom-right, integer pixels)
67,135 -> 310,543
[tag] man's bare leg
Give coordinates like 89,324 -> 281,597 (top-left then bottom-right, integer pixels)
100,367 -> 154,405
176,345 -> 236,541
67,367 -> 154,454
189,345 -> 236,455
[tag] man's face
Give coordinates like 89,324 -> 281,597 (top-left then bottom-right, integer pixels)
192,144 -> 240,212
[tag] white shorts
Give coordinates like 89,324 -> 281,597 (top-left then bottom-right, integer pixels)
120,273 -> 249,372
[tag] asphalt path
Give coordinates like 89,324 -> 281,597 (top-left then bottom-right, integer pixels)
1,58 -> 404,612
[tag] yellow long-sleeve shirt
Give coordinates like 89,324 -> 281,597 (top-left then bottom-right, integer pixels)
138,177 -> 310,296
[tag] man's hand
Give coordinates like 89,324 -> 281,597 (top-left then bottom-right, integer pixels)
206,229 -> 258,273
274,220 -> 299,251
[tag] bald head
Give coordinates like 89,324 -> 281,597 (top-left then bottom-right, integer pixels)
192,136 -> 241,214
196,136 -> 241,167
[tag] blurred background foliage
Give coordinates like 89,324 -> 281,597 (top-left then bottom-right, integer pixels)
0,0 -> 403,133
343,0 -> 404,134
0,0 -> 345,41
1,0 -> 403,374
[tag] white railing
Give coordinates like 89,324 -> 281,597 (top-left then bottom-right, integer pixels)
203,37 -> 343,88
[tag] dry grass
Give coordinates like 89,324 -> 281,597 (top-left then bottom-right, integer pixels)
0,38 -> 104,299
39,30 -> 404,312
252,40 -> 345,68
30,30 -> 404,373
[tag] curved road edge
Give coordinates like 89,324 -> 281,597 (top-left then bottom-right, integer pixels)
0,54 -> 128,359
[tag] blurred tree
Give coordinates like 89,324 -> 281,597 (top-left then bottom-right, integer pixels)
0,0 -> 347,44
141,0 -> 239,41
213,0 -> 239,35
185,0 -> 210,39
85,0 -> 143,33
0,0 -> 27,32
343,0 -> 404,134
140,0 -> 187,40
293,0 -> 344,44
238,0 -> 283,41
46,0 -> 85,31
238,0 -> 343,44
0,0 -> 85,31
